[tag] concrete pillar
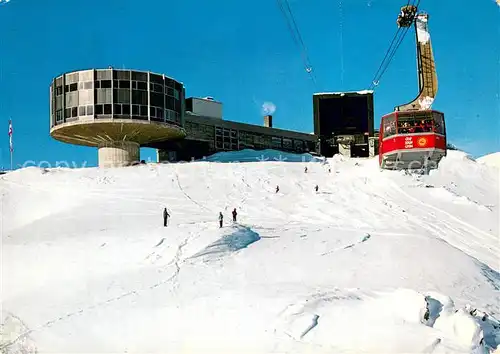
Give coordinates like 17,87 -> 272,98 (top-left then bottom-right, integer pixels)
369,137 -> 379,158
339,143 -> 352,158
97,141 -> 140,168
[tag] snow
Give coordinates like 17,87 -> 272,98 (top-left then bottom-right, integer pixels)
419,96 -> 435,109
416,15 -> 431,44
1,150 -> 499,353
477,152 -> 500,169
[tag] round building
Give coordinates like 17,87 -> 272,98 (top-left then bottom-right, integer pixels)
50,68 -> 186,167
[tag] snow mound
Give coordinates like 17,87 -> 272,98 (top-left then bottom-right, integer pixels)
477,152 -> 500,168
200,149 -> 322,163
190,225 -> 260,260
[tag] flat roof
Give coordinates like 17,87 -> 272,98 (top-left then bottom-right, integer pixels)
185,113 -> 316,141
313,90 -> 374,96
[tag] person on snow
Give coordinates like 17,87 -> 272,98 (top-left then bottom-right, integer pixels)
219,212 -> 223,228
276,185 -> 280,193
315,185 -> 319,192
304,167 -> 308,173
232,208 -> 237,223
163,207 -> 170,227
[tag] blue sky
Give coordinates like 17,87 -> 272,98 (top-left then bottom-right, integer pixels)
0,0 -> 498,168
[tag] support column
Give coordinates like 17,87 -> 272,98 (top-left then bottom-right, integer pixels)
97,141 -> 140,168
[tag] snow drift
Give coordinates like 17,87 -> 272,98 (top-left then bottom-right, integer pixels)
1,150 -> 499,353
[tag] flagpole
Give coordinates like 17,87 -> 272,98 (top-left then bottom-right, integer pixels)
8,118 -> 12,171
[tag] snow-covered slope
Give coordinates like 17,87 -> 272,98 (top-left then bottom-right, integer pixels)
477,152 -> 500,169
1,150 -> 499,353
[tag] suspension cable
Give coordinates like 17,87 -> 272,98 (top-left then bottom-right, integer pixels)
368,0 -> 421,90
276,0 -> 318,87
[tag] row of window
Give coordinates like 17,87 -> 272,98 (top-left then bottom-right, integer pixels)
382,113 -> 445,138
54,81 -> 180,98
54,105 -> 180,124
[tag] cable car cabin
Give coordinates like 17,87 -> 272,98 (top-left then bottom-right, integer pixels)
378,110 -> 446,170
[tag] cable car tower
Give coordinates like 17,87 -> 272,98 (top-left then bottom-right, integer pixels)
378,4 -> 447,171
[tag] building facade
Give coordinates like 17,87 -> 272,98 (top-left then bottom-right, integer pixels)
150,111 -> 317,162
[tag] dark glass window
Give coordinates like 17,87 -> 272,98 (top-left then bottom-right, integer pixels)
166,87 -> 174,96
114,89 -> 131,104
140,105 -> 148,116
101,80 -> 112,88
122,104 -> 130,115
95,105 -> 103,115
150,106 -> 156,117
79,106 -> 86,116
132,71 -> 147,81
72,107 -> 78,117
69,83 -> 78,92
132,105 -> 139,115
137,82 -> 147,91
56,86 -> 63,95
114,104 -> 122,114
56,110 -> 63,121
166,96 -> 175,110
86,105 -> 94,115
154,83 -> 163,93
132,90 -> 148,105
119,80 -> 130,89
114,70 -> 131,80
383,114 -> 396,138
150,92 -> 163,107
95,81 -> 100,89
104,104 -> 112,114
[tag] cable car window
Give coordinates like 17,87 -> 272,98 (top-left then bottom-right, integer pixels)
433,112 -> 445,135
382,115 -> 396,138
397,113 -> 433,134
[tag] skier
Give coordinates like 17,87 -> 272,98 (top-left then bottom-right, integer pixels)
219,212 -> 223,228
163,207 -> 170,227
232,208 -> 237,223
315,185 -> 319,192
304,167 -> 308,173
276,185 -> 280,193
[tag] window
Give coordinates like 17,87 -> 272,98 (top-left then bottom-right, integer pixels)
104,104 -> 112,114
140,105 -> 148,116
166,87 -> 174,96
173,89 -> 179,100
84,81 -> 93,90
114,104 -> 122,115
79,106 -> 86,116
86,105 -> 93,116
122,104 -> 130,115
132,90 -> 148,105
69,83 -> 78,92
101,80 -> 111,89
72,107 -> 78,117
56,110 -> 63,122
150,106 -> 156,118
56,86 -> 63,96
383,114 -> 396,138
95,105 -> 103,115
433,112 -> 445,135
154,83 -> 163,93
397,113 -> 433,134
137,82 -> 147,91
132,105 -> 139,115
119,80 -> 130,89
114,89 -> 131,104
150,92 -> 163,107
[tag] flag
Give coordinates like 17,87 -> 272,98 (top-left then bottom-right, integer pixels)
8,119 -> 12,152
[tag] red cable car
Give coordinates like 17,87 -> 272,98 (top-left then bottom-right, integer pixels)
379,110 -> 446,170
378,6 -> 447,170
